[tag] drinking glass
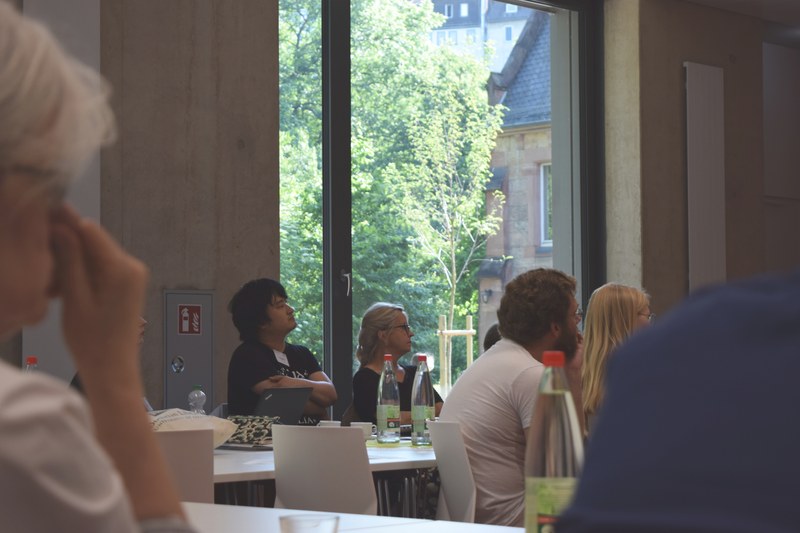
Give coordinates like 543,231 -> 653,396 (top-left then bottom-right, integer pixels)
279,514 -> 339,533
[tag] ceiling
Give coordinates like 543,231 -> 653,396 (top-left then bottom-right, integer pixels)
688,0 -> 800,46
688,0 -> 800,27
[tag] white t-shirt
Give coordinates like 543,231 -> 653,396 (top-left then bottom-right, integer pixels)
0,360 -> 138,532
439,338 -> 544,526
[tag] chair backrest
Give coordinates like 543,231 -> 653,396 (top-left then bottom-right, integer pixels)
154,428 -> 214,503
272,425 -> 377,515
429,421 -> 476,522
209,402 -> 228,418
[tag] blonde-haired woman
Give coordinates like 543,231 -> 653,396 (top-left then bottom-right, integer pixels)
0,5 -> 191,531
582,283 -> 653,436
351,302 -> 442,425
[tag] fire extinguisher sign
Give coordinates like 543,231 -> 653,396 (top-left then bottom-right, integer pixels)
178,304 -> 202,335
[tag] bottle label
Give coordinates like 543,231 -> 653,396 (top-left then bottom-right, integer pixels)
377,405 -> 400,430
524,477 -> 577,533
411,405 -> 434,433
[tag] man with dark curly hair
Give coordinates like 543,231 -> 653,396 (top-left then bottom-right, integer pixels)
440,268 -> 582,527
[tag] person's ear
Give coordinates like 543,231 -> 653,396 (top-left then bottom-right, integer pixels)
377,328 -> 388,344
550,321 -> 562,338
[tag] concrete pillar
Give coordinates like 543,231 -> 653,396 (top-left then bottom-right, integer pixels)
604,0 -> 643,289
101,0 -> 279,408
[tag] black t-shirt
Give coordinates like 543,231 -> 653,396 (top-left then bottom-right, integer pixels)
227,340 -> 322,424
352,364 -> 443,424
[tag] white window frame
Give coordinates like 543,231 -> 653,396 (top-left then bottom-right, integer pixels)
540,163 -> 553,246
445,4 -> 454,18
460,3 -> 469,17
448,29 -> 458,45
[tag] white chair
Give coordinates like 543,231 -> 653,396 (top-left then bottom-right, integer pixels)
209,402 -> 228,418
429,421 -> 476,522
154,428 -> 214,503
272,425 -> 378,515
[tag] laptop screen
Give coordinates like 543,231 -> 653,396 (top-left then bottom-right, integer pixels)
253,387 -> 313,425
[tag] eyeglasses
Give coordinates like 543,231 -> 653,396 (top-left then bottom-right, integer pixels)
4,164 -> 68,206
392,324 -> 412,334
639,312 -> 656,322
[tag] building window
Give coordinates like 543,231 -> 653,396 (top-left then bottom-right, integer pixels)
505,26 -> 512,41
540,163 -> 553,246
445,4 -> 453,18
448,30 -> 458,45
436,30 -> 446,45
460,3 -> 469,17
466,28 -> 476,44
506,3 -> 518,13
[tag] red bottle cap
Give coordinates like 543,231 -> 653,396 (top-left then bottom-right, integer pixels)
542,351 -> 565,367
384,354 -> 393,361
25,356 -> 38,365
417,354 -> 426,363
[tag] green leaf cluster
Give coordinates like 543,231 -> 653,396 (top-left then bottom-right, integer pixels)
279,0 -> 505,382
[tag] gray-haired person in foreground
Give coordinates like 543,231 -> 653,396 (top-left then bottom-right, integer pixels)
0,5 -> 193,531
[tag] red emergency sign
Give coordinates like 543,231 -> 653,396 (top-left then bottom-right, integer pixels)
178,304 -> 202,335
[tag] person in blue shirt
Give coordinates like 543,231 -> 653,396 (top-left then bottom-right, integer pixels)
559,270 -> 800,532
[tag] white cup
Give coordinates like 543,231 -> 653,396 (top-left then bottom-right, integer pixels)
350,421 -> 377,440
317,420 -> 341,428
280,514 -> 339,533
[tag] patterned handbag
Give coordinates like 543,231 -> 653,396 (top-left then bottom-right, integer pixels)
225,415 -> 280,446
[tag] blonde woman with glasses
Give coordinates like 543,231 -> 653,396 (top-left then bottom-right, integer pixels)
582,283 -> 653,436
351,302 -> 443,425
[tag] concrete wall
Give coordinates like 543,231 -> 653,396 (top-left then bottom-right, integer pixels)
606,0 -> 766,314
101,0 -> 279,408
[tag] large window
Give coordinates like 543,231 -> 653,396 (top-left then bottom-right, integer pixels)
280,0 -> 603,413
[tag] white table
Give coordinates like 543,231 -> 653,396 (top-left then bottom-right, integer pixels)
183,502 -> 524,532
214,444 -> 437,483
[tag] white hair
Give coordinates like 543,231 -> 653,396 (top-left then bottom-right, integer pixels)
0,3 -> 115,186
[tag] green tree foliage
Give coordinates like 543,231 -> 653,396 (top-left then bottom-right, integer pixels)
279,0 -> 504,383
